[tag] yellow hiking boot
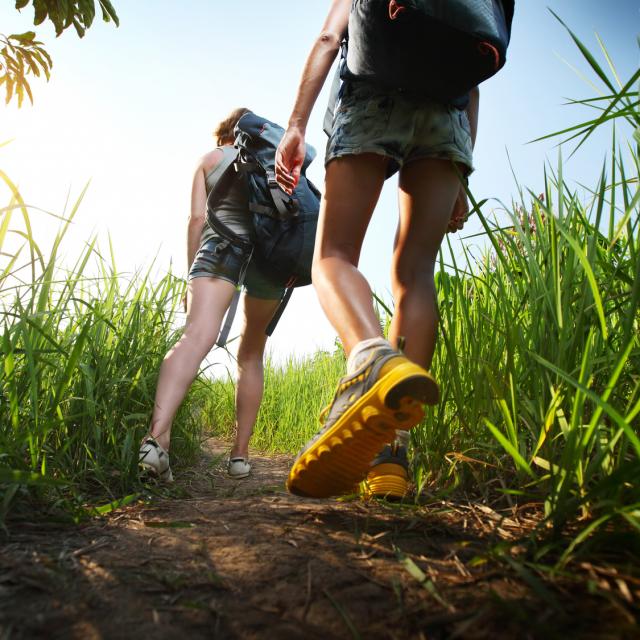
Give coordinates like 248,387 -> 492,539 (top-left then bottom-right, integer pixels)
361,443 -> 410,500
287,346 -> 438,498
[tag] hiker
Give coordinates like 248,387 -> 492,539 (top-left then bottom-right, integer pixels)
139,107 -> 287,482
276,0 -> 513,498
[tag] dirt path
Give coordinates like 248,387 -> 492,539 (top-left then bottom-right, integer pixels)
1,438 -> 637,639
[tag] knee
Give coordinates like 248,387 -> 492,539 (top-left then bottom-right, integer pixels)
312,246 -> 359,286
314,240 -> 360,270
391,260 -> 435,296
237,340 -> 265,374
237,353 -> 264,378
180,323 -> 217,354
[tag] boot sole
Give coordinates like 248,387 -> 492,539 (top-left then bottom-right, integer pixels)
228,471 -> 250,479
287,362 -> 438,498
139,461 -> 174,483
362,462 -> 409,500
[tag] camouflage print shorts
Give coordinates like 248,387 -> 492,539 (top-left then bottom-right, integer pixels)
325,81 -> 474,178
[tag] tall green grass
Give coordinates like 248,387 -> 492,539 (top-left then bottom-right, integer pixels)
0,173 -> 215,522
412,23 -> 639,553
417,163 -> 639,539
211,349 -> 345,453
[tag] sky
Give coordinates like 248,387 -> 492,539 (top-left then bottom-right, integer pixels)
1,1 -> 639,372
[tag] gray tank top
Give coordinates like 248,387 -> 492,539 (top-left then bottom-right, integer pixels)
201,146 -> 253,243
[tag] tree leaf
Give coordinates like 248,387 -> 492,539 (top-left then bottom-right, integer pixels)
79,0 -> 96,28
10,31 -> 36,43
23,75 -> 33,104
5,77 -> 14,104
99,0 -> 120,26
33,0 -> 48,27
72,16 -> 86,38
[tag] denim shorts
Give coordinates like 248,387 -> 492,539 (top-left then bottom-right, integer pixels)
188,235 -> 285,300
326,81 -> 474,178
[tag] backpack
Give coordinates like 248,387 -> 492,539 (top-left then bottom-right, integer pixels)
324,0 -> 514,132
206,111 -> 320,345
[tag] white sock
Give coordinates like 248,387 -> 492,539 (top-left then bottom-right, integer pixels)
347,337 -> 392,374
394,429 -> 410,448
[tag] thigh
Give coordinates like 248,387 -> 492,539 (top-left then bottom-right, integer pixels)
243,259 -> 285,301
316,153 -> 389,265
394,158 -> 461,273
237,295 -> 283,359
185,276 -> 236,342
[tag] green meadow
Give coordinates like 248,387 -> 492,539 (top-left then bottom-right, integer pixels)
1,24 -> 638,571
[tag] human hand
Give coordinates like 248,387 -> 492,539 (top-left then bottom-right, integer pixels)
447,186 -> 469,233
275,127 -> 306,195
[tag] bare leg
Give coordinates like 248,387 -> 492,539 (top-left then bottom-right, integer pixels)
389,159 -> 461,369
149,277 -> 236,450
312,154 -> 389,356
232,295 -> 281,458
382,159 -> 459,493
287,157 -> 450,498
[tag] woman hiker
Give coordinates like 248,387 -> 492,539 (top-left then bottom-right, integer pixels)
139,107 -> 286,482
275,0 -> 479,499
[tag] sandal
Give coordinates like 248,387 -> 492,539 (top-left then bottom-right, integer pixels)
139,437 -> 174,483
227,457 -> 251,479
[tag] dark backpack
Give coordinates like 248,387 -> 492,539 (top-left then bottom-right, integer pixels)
326,0 -> 514,126
206,111 -> 320,344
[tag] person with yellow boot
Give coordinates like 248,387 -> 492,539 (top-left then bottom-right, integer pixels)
275,0 -> 513,498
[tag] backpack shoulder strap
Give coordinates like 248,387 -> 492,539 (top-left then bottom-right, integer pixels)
265,286 -> 295,336
206,145 -> 238,190
323,40 -> 348,137
205,146 -> 253,251
216,287 -> 242,348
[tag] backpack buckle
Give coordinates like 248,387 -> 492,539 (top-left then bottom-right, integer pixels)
266,172 -> 299,218
267,176 -> 280,189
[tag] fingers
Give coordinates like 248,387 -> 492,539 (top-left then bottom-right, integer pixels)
275,129 -> 305,195
447,218 -> 464,233
275,154 -> 301,194
447,188 -> 469,233
275,156 -> 298,194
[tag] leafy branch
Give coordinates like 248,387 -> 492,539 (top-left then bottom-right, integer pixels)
15,0 -> 120,39
3,0 -> 119,107
0,31 -> 52,107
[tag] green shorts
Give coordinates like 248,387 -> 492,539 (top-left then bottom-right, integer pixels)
188,235 -> 284,300
326,81 -> 474,178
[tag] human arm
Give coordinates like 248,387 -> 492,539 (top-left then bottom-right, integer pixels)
275,0 -> 350,194
186,148 -> 226,272
448,86 -> 480,232
466,85 -> 480,147
187,162 -> 207,272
